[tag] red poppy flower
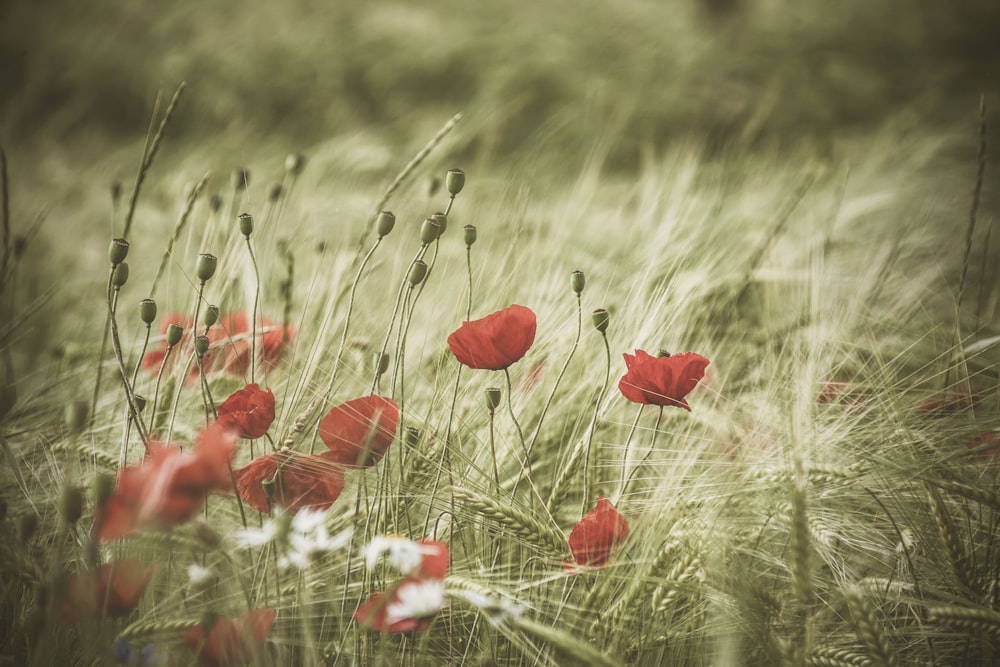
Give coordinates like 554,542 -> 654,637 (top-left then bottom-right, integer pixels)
141,314 -> 205,382
96,420 -> 239,541
447,304 -> 536,371
60,559 -> 159,621
318,395 -> 399,467
182,608 -> 276,667
564,496 -> 630,571
916,387 -> 983,416
216,312 -> 294,376
217,384 -> 276,439
234,450 -> 346,513
618,350 -> 710,410
355,576 -> 446,633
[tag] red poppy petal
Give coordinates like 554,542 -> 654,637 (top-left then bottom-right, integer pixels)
447,304 -> 536,370
183,608 -> 275,667
235,452 -> 346,514
318,396 -> 399,467
60,560 -> 159,621
567,496 -> 630,569
416,540 -> 450,579
217,384 -> 276,439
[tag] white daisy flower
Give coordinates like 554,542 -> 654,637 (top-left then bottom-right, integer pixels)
385,579 -> 446,626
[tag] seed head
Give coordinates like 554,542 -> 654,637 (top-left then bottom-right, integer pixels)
238,213 -> 254,238
463,224 -> 477,248
420,218 -> 441,245
203,304 -> 220,328
139,298 -> 157,325
408,260 -> 428,287
111,262 -> 130,288
592,308 -> 610,334
193,335 -> 210,358
166,323 -> 184,347
109,238 -> 130,266
196,253 -> 218,283
432,212 -> 448,236
376,211 -> 396,238
485,387 -> 502,411
571,270 -> 586,295
446,168 -> 466,196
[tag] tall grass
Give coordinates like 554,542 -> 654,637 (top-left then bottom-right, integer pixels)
1,92 -> 999,667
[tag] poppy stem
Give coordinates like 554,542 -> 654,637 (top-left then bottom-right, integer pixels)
149,343 -> 173,433
488,407 -> 500,494
370,246 -> 424,396
244,236 -> 261,384
107,276 -> 150,453
582,330 -> 612,515
621,406 -> 664,499
616,405 -> 645,502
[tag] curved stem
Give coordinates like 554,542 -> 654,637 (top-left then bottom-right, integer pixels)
245,237 -> 261,384
582,331 -> 611,514
149,344 -> 174,433
370,245 -> 426,394
616,405 -> 645,501
108,283 -> 149,451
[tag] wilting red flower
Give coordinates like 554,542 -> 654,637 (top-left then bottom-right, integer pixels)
564,496 -> 630,571
141,312 -> 294,381
234,450 -> 346,513
96,420 -> 239,541
355,576 -> 446,633
217,384 -> 276,439
916,387 -> 983,416
60,559 -> 159,621
182,608 -> 276,667
318,395 -> 399,467
447,304 -> 536,371
618,350 -> 710,411
216,312 -> 294,376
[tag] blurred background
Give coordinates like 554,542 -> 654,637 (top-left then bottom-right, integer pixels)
3,0 -> 998,165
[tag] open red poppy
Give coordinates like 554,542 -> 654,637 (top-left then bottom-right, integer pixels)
564,496 -> 630,571
234,450 -> 346,513
217,384 -> 276,439
916,387 -> 983,416
60,559 -> 159,621
447,304 -> 536,371
618,350 -> 710,411
216,312 -> 294,376
96,420 -> 239,541
318,395 -> 399,467
182,608 -> 276,667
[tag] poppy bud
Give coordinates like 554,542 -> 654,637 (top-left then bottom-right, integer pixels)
404,426 -> 421,447
192,520 -> 222,549
110,180 -> 123,204
373,353 -> 390,377
92,471 -> 116,507
133,394 -> 147,413
111,262 -> 129,288
203,304 -> 220,328
571,270 -> 585,295
231,167 -> 251,191
65,399 -> 89,435
285,152 -> 307,176
484,387 -> 501,411
166,323 -> 184,347
463,225 -> 477,248
432,212 -> 448,236
19,513 -> 38,543
139,298 -> 157,325
194,335 -> 210,358
238,213 -> 254,238
109,238 -> 130,266
592,309 -> 610,334
209,194 -> 223,213
58,485 -> 84,525
446,168 -> 466,196
420,218 -> 441,245
408,260 -> 428,287
268,183 -> 283,203
657,349 -> 671,358
196,253 -> 218,283
428,175 -> 442,197
376,211 -> 396,238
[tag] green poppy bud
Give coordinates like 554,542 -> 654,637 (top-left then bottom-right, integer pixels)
431,211 -> 448,236
657,349 -> 671,358
376,211 -> 396,238
484,387 -> 501,411
420,218 -> 441,245
285,152 -> 307,176
373,353 -> 390,377
463,224 -> 477,248
408,260 -> 428,287
446,168 -> 466,196
571,270 -> 585,295
58,485 -> 84,525
231,167 -> 251,191
196,253 -> 218,283
428,175 -> 441,198
18,513 -> 38,543
166,323 -> 184,347
111,262 -> 129,288
203,304 -> 220,328
209,194 -> 223,213
109,238 -> 130,266
139,298 -> 157,325
65,399 -> 89,435
238,213 -> 254,238
193,335 -> 210,358
92,472 -> 115,507
133,394 -> 147,413
268,183 -> 283,203
110,180 -> 123,204
592,308 -> 610,334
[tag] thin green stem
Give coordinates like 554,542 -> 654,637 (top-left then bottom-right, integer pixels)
149,344 -> 174,433
370,245 -> 426,394
245,237 -> 261,384
617,405 -> 645,501
582,331 -> 611,514
108,283 -> 149,451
